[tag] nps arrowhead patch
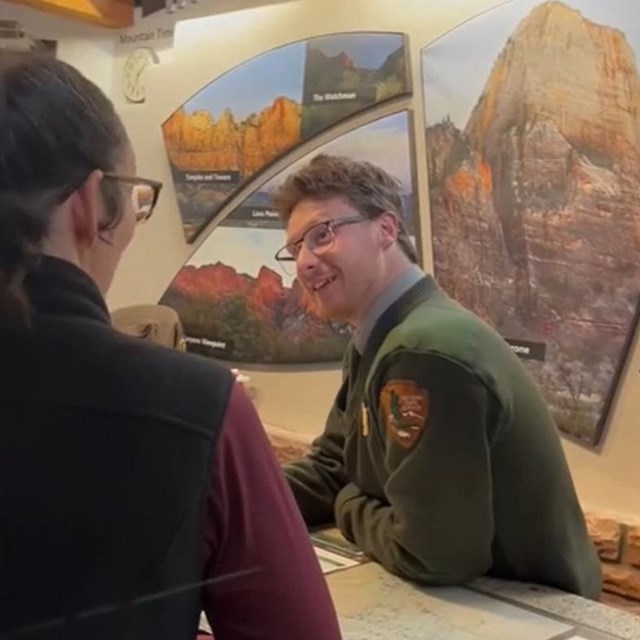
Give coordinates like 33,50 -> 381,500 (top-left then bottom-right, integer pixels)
380,380 -> 429,449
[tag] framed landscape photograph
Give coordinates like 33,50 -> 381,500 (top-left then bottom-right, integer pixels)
162,32 -> 410,241
421,0 -> 640,446
160,111 -> 419,366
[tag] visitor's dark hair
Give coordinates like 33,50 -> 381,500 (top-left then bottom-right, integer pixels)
0,55 -> 129,323
272,154 -> 419,264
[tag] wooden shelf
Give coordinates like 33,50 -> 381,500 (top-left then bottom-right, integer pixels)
3,0 -> 134,28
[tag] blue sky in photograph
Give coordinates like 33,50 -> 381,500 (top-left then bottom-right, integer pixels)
306,111 -> 411,186
310,33 -> 404,68
189,227 -> 294,286
183,42 -> 305,121
422,0 -> 640,128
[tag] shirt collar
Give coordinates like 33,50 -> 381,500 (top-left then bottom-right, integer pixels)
353,264 -> 424,353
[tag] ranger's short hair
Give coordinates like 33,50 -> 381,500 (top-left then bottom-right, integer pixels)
272,154 -> 418,264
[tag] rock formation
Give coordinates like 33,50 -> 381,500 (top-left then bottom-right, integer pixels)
466,2 -> 640,168
303,44 -> 405,98
161,262 -> 350,364
300,44 -> 407,137
425,1 -> 640,442
163,96 -> 301,175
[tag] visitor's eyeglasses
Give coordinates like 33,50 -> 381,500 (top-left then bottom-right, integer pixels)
103,174 -> 163,223
274,215 -> 366,275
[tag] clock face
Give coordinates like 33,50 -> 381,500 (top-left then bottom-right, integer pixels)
123,47 -> 159,104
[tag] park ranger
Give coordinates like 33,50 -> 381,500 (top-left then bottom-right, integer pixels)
273,154 -> 602,599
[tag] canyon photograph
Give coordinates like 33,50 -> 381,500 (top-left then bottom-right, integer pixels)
160,112 -> 418,365
300,33 -> 408,138
422,0 -> 640,444
162,41 -> 304,241
162,32 -> 408,241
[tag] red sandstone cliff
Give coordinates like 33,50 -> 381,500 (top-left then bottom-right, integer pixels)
162,96 -> 301,174
425,1 -> 640,441
164,262 -> 350,362
170,262 -> 287,322
466,2 -> 640,168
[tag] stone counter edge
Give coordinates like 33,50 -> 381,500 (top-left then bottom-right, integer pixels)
473,577 -> 640,640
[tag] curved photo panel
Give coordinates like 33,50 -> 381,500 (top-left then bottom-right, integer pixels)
160,111 -> 419,365
162,32 -> 410,242
422,0 -> 640,446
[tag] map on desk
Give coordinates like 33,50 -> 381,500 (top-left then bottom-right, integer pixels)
311,529 -> 368,575
200,531 -> 622,640
328,563 -> 623,640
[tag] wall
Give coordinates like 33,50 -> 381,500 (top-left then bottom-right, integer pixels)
107,0 -> 492,311
4,0 -> 637,521
0,1 -> 115,93
105,0 -> 640,522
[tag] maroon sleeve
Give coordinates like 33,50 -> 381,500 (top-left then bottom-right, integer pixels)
201,382 -> 342,640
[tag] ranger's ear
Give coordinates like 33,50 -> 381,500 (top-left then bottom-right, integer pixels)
378,211 -> 400,249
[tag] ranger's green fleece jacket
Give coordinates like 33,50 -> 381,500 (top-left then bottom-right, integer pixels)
284,276 -> 602,599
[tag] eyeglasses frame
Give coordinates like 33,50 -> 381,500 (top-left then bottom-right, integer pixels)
274,214 -> 368,265
103,173 -> 163,223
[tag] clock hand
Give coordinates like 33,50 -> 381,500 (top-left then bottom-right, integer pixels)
134,65 -> 146,84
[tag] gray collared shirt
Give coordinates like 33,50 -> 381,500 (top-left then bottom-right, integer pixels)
353,265 -> 424,354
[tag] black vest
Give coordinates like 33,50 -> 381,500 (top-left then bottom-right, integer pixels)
0,257 -> 233,640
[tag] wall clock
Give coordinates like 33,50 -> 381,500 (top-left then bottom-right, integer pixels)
122,46 -> 159,104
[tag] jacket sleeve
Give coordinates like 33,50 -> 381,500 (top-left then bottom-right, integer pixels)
334,349 -> 498,585
282,377 -> 350,527
202,382 -> 341,640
